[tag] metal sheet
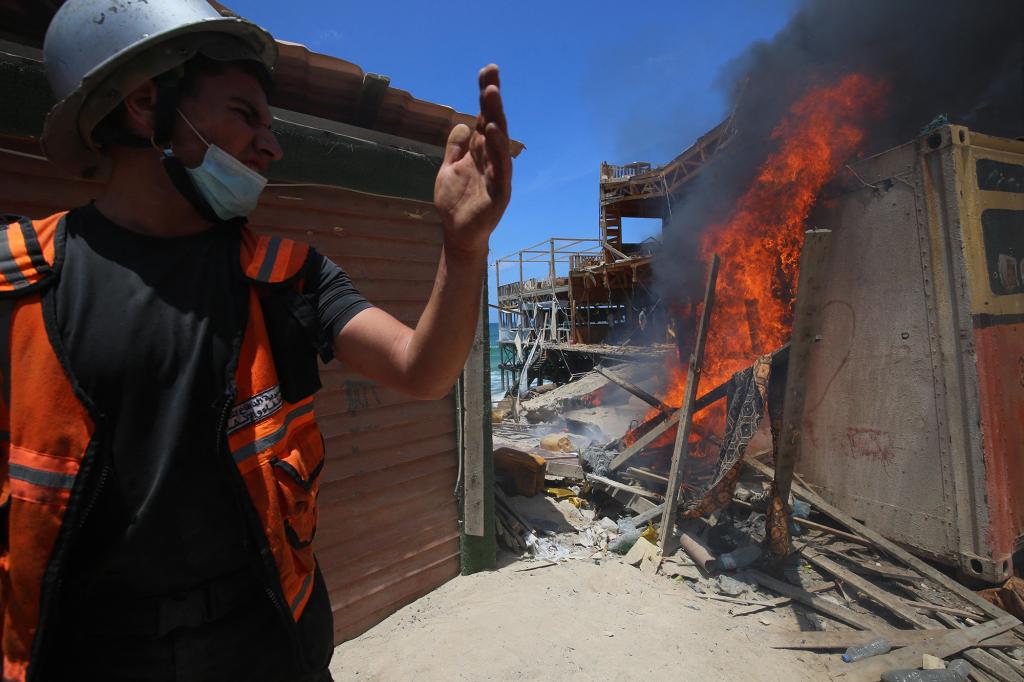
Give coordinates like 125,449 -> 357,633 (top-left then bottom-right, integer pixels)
800,126 -> 1024,582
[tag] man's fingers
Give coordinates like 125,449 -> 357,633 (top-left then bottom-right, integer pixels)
443,123 -> 472,165
480,84 -> 508,139
478,64 -> 500,92
484,122 -> 512,200
478,65 -> 507,138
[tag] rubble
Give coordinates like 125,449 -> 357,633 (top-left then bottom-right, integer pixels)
489,347 -> 1024,682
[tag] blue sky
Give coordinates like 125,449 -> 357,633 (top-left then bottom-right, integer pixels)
229,0 -> 801,318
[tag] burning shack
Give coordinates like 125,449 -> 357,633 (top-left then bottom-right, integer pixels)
494,0 -> 1022,584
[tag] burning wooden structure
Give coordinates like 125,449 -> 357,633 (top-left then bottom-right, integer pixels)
494,115 -> 737,393
496,66 -> 1023,586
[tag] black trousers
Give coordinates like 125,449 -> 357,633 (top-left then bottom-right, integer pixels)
48,577 -> 333,682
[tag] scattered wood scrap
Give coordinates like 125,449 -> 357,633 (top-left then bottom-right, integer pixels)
586,473 -> 660,514
766,629 -> 1022,651
934,612 -> 1024,682
844,616 -> 1019,682
745,457 -> 1016,623
747,569 -> 894,632
730,583 -> 836,617
625,466 -> 668,489
800,548 -> 933,628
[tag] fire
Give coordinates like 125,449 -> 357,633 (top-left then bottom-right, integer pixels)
633,73 -> 887,447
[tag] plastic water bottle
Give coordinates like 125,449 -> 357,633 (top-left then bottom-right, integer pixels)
608,527 -> 642,554
842,638 -> 892,662
880,659 -> 973,682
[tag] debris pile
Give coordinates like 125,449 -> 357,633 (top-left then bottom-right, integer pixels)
491,353 -> 1024,681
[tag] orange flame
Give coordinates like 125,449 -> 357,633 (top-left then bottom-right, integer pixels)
634,73 -> 887,447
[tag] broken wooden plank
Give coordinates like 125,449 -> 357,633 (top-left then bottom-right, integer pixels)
935,612 -> 1024,682
795,517 -> 876,547
592,364 -> 672,414
587,474 -> 658,514
902,598 -> 987,621
694,593 -> 770,607
801,548 -> 933,628
766,629 -> 1023,651
747,569 -> 894,632
990,650 -> 1024,680
845,616 -> 1019,682
730,583 -> 836,616
775,229 -> 831,509
625,467 -> 669,488
628,503 -> 666,527
744,457 -> 1017,623
660,255 -> 719,556
493,487 -> 536,535
587,473 -> 663,501
816,545 -> 922,583
963,652 -> 1024,682
608,410 -> 681,472
606,361 -> 747,472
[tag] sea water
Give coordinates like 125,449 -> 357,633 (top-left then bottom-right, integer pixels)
488,322 -> 504,404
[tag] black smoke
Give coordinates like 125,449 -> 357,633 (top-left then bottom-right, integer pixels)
655,0 -> 1023,299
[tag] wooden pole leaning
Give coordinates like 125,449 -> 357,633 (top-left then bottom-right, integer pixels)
774,229 -> 831,508
658,254 -> 719,556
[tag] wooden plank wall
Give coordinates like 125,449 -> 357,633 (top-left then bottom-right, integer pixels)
0,140 -> 462,644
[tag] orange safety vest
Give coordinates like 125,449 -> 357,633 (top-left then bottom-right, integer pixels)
0,212 -> 327,682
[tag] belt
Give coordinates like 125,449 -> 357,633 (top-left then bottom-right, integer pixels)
73,568 -> 262,637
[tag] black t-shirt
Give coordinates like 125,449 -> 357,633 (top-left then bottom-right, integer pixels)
56,204 -> 372,598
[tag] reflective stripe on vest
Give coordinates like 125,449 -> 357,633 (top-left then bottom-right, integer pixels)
8,447 -> 78,506
240,231 -> 309,284
3,291 -> 93,682
1,215 -> 322,681
0,215 -> 61,294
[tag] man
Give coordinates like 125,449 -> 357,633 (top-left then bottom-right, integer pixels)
0,1 -> 511,680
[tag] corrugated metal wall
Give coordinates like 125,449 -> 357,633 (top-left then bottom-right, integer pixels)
0,136 -> 461,643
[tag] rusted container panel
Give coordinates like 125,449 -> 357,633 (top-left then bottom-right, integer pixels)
0,141 -> 462,639
800,125 -> 1024,582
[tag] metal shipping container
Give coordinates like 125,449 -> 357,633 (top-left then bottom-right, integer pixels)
800,125 -> 1024,583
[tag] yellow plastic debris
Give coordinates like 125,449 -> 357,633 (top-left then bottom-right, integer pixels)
640,522 -> 659,544
545,487 -> 576,499
544,487 -> 587,508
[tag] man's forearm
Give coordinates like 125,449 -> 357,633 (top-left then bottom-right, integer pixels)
402,243 -> 487,398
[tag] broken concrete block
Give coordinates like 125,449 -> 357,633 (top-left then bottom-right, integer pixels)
622,536 -> 660,567
716,575 -> 748,597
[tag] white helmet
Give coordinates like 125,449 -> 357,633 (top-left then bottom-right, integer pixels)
42,0 -> 277,177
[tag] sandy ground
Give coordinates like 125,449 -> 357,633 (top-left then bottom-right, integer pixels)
329,555 -> 837,681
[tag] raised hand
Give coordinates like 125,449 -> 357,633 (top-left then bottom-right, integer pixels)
433,64 -> 513,258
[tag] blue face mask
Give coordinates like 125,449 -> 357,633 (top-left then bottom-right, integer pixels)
174,109 -> 267,221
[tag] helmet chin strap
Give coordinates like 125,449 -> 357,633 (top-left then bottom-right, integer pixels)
158,150 -> 223,224
142,75 -> 240,226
